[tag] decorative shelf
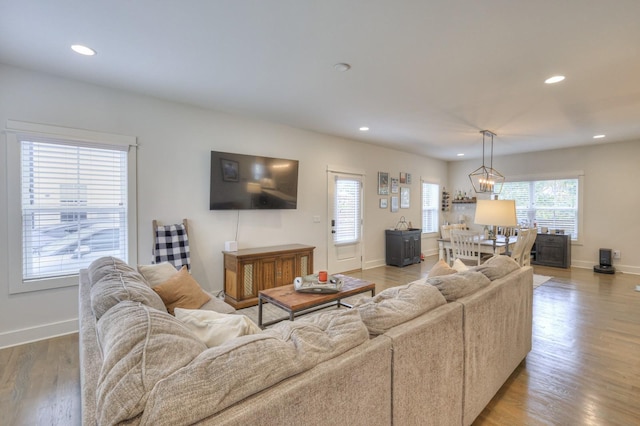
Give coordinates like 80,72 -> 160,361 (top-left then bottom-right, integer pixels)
451,199 -> 477,204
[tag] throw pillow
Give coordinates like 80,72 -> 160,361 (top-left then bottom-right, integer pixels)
153,266 -> 211,314
473,255 -> 520,281
427,270 -> 491,302
138,262 -> 179,287
452,258 -> 469,272
174,308 -> 261,347
428,259 -> 457,278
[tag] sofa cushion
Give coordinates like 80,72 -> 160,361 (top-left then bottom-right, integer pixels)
96,300 -> 206,425
174,308 -> 261,347
427,271 -> 491,302
140,309 -> 367,425
152,266 -> 211,314
428,259 -> 457,278
267,309 -> 370,364
137,262 -> 179,287
90,271 -> 166,319
472,255 -> 520,281
88,256 -> 138,286
353,282 -> 447,335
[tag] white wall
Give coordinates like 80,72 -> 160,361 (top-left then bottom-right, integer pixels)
0,64 -> 447,347
447,141 -> 640,273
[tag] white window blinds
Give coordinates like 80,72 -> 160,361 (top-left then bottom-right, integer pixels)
421,182 -> 439,233
21,139 -> 129,280
334,177 -> 361,244
501,179 -> 579,240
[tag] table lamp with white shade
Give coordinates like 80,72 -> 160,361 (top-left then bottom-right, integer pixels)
474,199 -> 517,254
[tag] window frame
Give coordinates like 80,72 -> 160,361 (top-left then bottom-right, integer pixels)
421,181 -> 440,234
333,175 -> 363,245
500,172 -> 584,244
5,120 -> 138,294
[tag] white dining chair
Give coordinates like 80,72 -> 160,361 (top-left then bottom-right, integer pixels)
510,228 -> 537,267
450,230 -> 484,266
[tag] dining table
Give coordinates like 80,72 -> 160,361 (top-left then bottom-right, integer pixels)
437,234 -> 518,265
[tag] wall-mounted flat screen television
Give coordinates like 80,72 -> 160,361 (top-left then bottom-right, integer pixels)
210,151 -> 299,210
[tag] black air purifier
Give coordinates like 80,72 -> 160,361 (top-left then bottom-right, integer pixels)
594,248 -> 615,274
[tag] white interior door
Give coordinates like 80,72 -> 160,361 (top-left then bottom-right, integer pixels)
327,171 -> 363,273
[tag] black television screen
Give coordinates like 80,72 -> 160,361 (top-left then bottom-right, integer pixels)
210,151 -> 299,210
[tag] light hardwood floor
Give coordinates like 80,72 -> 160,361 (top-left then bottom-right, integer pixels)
1,257 -> 639,425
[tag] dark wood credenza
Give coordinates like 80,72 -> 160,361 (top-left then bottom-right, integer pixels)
222,244 -> 315,309
531,233 -> 571,268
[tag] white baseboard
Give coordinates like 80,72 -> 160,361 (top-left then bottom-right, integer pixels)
364,259 -> 386,270
0,318 -> 78,350
571,260 -> 640,275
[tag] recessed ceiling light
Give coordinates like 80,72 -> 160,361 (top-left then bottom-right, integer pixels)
545,75 -> 565,84
457,153 -> 465,157
334,63 -> 351,72
71,44 -> 96,56
593,134 -> 605,139
359,126 -> 369,131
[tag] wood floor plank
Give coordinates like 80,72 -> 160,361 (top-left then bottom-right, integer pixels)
1,258 -> 638,425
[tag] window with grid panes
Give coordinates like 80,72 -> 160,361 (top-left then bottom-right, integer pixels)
500,178 -> 579,240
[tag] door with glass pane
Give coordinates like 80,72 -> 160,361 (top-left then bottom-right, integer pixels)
327,172 -> 363,273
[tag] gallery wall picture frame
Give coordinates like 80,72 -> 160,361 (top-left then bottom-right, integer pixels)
379,198 -> 388,208
406,173 -> 412,184
400,187 -> 410,208
391,196 -> 399,212
391,177 -> 399,194
399,172 -> 407,184
378,172 -> 389,195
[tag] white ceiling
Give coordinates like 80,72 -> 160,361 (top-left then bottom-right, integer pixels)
1,0 -> 639,161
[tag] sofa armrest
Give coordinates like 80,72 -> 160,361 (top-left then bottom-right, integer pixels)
78,269 -> 101,426
201,291 -> 236,314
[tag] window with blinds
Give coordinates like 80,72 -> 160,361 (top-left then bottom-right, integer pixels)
501,178 -> 579,240
421,182 -> 439,233
20,139 -> 129,280
333,177 -> 361,244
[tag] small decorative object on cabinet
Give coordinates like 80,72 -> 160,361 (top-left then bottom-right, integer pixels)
385,228 -> 422,267
531,234 -> 571,268
223,244 -> 315,308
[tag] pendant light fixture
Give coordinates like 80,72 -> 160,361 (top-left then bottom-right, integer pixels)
468,130 -> 505,194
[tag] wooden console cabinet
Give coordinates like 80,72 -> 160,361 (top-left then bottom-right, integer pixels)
531,234 -> 571,268
223,244 -> 315,308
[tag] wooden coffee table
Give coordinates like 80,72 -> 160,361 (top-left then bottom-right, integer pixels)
257,274 -> 375,328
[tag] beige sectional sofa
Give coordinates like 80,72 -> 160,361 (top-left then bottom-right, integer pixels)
79,255 -> 532,425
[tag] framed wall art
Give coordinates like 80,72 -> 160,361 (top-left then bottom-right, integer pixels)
378,172 -> 389,195
379,198 -> 388,209
391,196 -> 399,212
391,177 -> 399,194
400,187 -> 410,208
